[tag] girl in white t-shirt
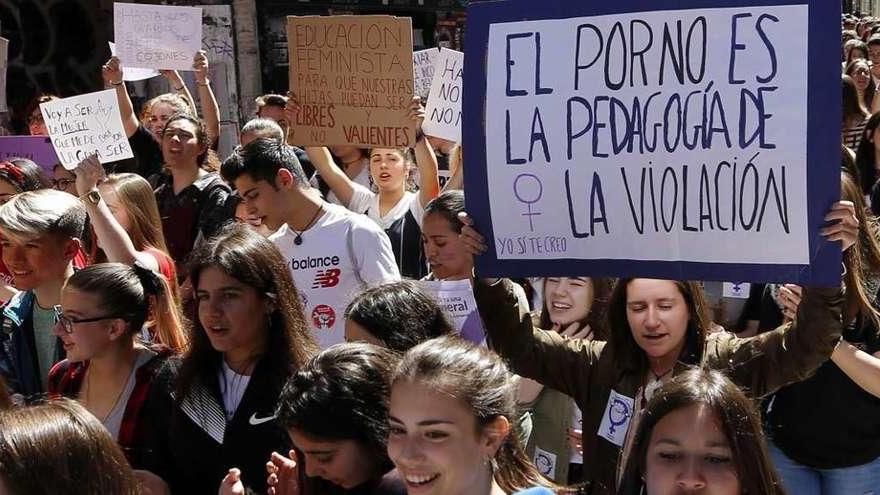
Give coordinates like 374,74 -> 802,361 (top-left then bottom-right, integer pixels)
304,98 -> 440,279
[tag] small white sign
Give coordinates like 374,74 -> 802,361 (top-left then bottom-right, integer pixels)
722,282 -> 751,299
422,48 -> 463,142
108,42 -> 160,82
40,89 -> 134,169
597,389 -> 634,447
532,446 -> 557,479
114,2 -> 202,71
413,48 -> 439,100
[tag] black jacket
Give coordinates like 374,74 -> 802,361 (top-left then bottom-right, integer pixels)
144,357 -> 291,494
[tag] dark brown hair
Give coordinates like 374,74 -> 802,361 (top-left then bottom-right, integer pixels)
163,114 -> 220,172
607,279 -> 712,373
618,367 -> 785,495
176,223 -> 318,400
0,399 -> 140,494
538,277 -> 615,340
392,336 -> 569,494
66,262 -> 188,352
841,170 -> 880,330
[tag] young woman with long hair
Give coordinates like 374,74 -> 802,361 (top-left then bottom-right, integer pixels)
303,98 -> 440,279
457,198 -> 855,492
844,74 -> 871,151
520,277 -> 615,486
149,114 -> 232,267
763,171 -> 880,494
144,224 -> 318,494
618,368 -> 785,495
389,336 -> 567,495
74,155 -> 180,303
48,262 -> 186,467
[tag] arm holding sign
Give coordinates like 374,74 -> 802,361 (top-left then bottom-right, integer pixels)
706,201 -> 856,398
159,70 -> 196,117
103,57 -> 139,138
193,51 -> 220,147
411,98 -> 440,208
304,146 -> 356,208
74,155 -> 160,272
462,213 -> 605,398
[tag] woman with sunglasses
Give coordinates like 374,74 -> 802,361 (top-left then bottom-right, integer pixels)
47,262 -> 186,468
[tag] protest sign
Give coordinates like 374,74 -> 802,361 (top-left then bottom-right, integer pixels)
423,48 -> 463,142
413,48 -> 439,100
114,3 -> 202,71
40,89 -> 133,169
0,37 -> 8,112
108,42 -> 160,82
287,15 -> 416,147
0,136 -> 60,173
464,0 -> 840,285
420,279 -> 487,344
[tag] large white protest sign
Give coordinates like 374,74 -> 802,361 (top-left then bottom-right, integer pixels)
108,42 -> 160,82
413,48 -> 439,100
0,37 -> 8,113
113,3 -> 202,71
423,48 -> 463,142
40,89 -> 133,169
420,279 -> 486,344
466,1 -> 840,284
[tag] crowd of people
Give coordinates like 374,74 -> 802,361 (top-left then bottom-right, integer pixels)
0,10 -> 876,495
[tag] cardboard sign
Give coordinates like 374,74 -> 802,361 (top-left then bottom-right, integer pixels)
423,48 -> 463,142
413,48 -> 439,100
464,1 -> 840,285
287,15 -> 416,147
108,42 -> 160,81
0,37 -> 8,113
113,2 -> 202,71
40,89 -> 134,169
420,279 -> 487,344
0,136 -> 60,173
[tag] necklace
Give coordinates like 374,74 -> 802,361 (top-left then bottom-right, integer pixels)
84,355 -> 136,423
291,202 -> 324,245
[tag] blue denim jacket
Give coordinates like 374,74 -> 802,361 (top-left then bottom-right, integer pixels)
0,291 -> 63,400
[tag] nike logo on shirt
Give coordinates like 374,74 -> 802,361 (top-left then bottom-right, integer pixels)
249,413 -> 276,426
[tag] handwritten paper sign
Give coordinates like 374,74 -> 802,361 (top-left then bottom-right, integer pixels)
420,279 -> 487,344
413,48 -> 439,100
0,136 -> 60,173
0,37 -> 8,113
40,89 -> 133,169
108,42 -> 160,82
114,3 -> 202,71
287,15 -> 416,147
464,1 -> 840,284
423,48 -> 463,142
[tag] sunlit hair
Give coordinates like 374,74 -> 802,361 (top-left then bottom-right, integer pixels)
0,189 -> 86,241
0,399 -> 140,494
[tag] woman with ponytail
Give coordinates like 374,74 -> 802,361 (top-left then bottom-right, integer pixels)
75,155 -> 181,306
47,262 -> 186,468
388,336 -> 569,495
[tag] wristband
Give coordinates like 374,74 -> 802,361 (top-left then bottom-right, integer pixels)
111,80 -> 123,86
196,79 -> 211,87
174,85 -> 185,91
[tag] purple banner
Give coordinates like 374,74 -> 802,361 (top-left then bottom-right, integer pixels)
0,136 -> 60,174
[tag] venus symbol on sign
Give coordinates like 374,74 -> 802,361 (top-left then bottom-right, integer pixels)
513,173 -> 542,232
